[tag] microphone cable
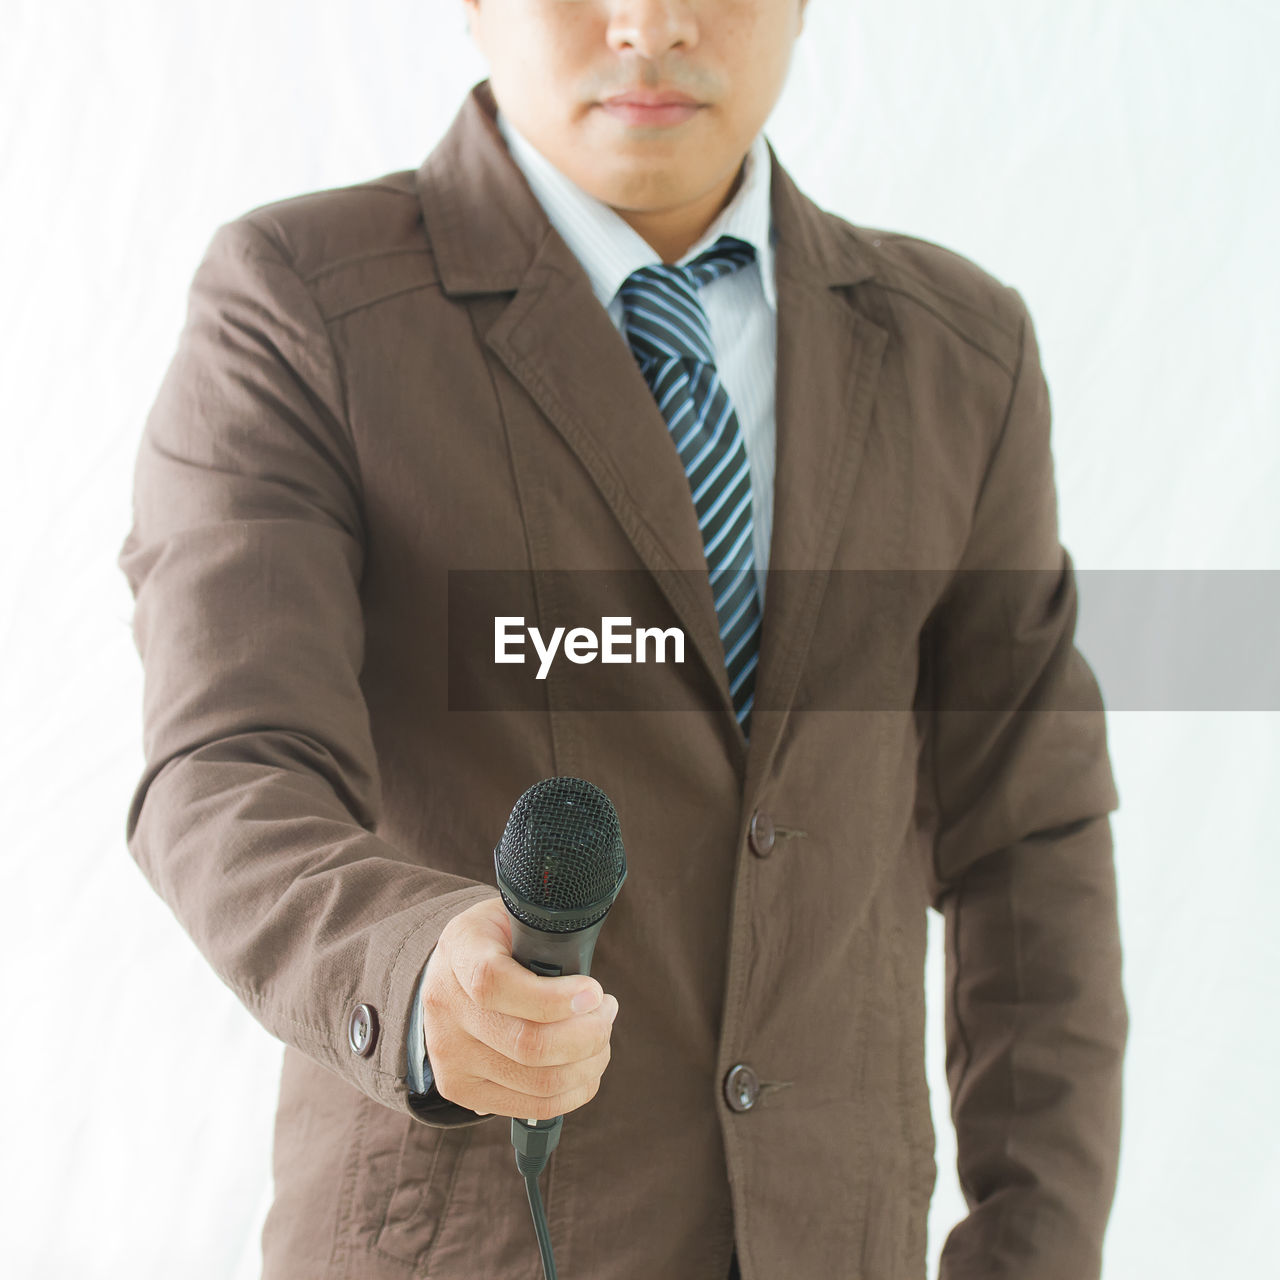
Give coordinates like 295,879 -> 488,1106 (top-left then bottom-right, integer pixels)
512,1115 -> 563,1279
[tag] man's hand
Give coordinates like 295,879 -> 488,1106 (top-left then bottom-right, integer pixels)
420,895 -> 620,1120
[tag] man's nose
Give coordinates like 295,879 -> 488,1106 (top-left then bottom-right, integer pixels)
604,0 -> 699,60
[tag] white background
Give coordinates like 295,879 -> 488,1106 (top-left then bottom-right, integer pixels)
2,1 -> 1277,1276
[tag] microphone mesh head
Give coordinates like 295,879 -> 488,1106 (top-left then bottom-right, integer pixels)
496,777 -> 625,931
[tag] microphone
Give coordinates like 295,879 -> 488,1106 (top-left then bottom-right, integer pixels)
495,775 -> 627,991
495,776 -> 627,1280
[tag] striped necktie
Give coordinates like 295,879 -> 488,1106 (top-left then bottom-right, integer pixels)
618,234 -> 762,738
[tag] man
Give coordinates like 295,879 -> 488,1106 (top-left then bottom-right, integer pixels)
117,1 -> 1127,1278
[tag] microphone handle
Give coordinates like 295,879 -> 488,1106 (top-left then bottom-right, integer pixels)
506,913 -> 609,1129
507,914 -> 608,980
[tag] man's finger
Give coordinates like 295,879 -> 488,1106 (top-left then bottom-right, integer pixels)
451,922 -> 603,1024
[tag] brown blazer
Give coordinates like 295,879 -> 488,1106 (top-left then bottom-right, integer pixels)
117,77 -> 1126,1280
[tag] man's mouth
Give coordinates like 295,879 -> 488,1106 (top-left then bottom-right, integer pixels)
598,89 -> 704,128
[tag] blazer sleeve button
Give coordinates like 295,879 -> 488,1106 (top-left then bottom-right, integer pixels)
748,809 -> 776,857
348,1002 -> 380,1057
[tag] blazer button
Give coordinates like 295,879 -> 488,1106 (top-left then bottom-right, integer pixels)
724,1063 -> 760,1112
348,1002 -> 379,1057
748,810 -> 775,857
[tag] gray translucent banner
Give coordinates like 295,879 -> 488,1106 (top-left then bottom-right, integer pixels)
445,569 -> 1280,712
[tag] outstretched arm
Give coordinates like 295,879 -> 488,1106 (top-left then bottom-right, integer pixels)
118,215 -> 499,1127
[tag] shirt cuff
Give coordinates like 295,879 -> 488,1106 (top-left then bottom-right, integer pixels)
406,950 -> 433,1095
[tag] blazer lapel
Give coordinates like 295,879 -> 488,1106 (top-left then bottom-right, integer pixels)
744,147 -> 889,797
417,81 -> 889,787
482,240 -> 737,719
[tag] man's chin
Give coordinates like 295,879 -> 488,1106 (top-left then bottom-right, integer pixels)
575,167 -> 695,216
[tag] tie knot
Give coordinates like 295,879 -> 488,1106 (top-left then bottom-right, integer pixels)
619,235 -> 757,366
683,235 -> 757,288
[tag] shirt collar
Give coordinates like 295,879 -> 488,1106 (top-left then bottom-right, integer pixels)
495,107 -> 777,314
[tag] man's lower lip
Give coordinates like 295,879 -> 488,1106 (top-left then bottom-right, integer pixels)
599,101 -> 701,126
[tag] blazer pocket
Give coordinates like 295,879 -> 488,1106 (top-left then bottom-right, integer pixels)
375,1121 -> 474,1267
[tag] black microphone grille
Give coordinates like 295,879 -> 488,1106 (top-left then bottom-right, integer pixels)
496,777 -> 626,931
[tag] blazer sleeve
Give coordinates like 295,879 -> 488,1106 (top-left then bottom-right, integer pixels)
117,214 -> 500,1128
918,288 -> 1128,1279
